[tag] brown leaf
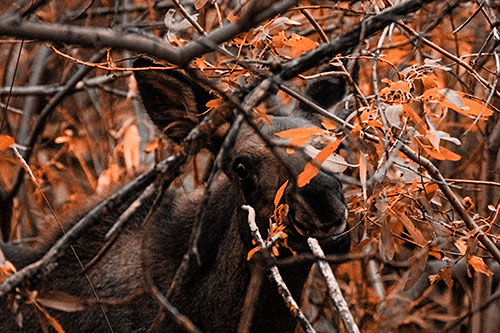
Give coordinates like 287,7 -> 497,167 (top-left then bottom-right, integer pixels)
454,239 -> 467,256
468,256 -> 493,276
379,217 -> 395,261
37,290 -> 85,312
396,213 -> 427,246
404,246 -> 428,290
441,90 -> 495,119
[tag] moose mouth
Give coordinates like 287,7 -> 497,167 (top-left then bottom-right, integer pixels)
287,206 -> 348,239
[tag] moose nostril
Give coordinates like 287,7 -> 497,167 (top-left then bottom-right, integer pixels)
320,224 -> 332,233
319,218 -> 345,234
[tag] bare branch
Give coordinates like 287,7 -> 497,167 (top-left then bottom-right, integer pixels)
307,238 -> 360,333
0,0 -> 298,67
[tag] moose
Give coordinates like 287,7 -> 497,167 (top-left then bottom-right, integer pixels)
0,58 -> 350,332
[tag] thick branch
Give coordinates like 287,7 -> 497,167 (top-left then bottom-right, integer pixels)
0,15 -> 182,64
0,0 -> 298,67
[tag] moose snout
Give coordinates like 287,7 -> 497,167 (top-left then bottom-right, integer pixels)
292,172 -> 347,238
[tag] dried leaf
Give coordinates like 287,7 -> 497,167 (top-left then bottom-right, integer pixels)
428,267 -> 453,287
272,32 -> 318,57
276,126 -> 323,153
35,305 -> 65,333
396,213 -> 427,246
404,246 -> 429,290
274,180 -> 289,207
37,290 -> 85,312
440,89 -> 495,119
417,138 -> 461,161
303,144 -> 349,173
390,80 -> 411,93
265,17 -> 301,34
379,217 -> 395,261
297,139 -> 341,187
454,239 -> 467,256
123,125 -> 140,174
145,138 -> 161,153
321,118 -> 337,131
247,246 -> 261,261
439,88 -> 466,111
0,260 -> 16,283
0,135 -> 14,151
468,256 -> 493,276
385,104 -> 402,128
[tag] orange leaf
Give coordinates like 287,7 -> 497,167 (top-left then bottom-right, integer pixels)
426,145 -> 461,161
458,92 -> 495,119
276,126 -> 323,153
282,33 -> 318,53
438,89 -> 495,119
390,80 -> 411,93
123,125 -> 140,174
274,180 -> 289,207
468,255 -> 493,276
272,32 -> 318,57
416,139 -> 461,161
421,75 -> 438,90
297,140 -> 341,187
321,118 -> 337,130
0,135 -> 14,151
145,137 -> 161,153
247,246 -> 261,261
206,97 -> 223,111
454,239 -> 467,255
0,261 -> 16,283
194,57 -> 207,71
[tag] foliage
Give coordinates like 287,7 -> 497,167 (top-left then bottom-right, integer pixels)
1,0 -> 500,332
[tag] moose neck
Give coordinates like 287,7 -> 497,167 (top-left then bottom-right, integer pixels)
145,179 -> 311,332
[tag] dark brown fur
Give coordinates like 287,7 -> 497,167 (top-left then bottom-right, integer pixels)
0,58 -> 349,332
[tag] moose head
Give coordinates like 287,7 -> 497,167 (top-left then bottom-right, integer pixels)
134,58 -> 348,252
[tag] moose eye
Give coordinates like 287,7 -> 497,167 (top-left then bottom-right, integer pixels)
233,157 -> 252,180
235,162 -> 248,179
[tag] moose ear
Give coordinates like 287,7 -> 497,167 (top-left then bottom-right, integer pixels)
301,64 -> 347,111
133,58 -> 213,143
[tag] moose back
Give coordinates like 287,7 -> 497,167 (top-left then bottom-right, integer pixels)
0,58 -> 350,332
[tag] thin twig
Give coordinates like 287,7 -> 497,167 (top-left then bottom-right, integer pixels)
11,145 -> 115,333
242,205 -> 316,333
